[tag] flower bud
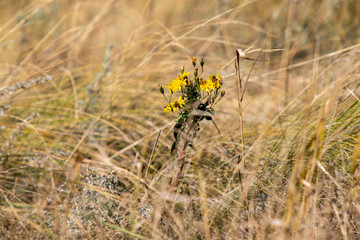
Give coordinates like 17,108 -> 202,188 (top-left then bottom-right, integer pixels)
191,57 -> 196,67
181,66 -> 185,73
188,78 -> 193,85
221,90 -> 225,97
158,83 -> 164,95
194,68 -> 198,77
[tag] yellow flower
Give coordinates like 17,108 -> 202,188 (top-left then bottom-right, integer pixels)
209,73 -> 222,89
180,71 -> 190,80
177,96 -> 185,107
172,96 -> 185,111
165,73 -> 188,93
165,78 -> 181,93
200,78 -> 213,92
163,96 -> 185,113
164,104 -> 172,113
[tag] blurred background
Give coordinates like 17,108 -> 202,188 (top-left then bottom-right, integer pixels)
0,0 -> 359,239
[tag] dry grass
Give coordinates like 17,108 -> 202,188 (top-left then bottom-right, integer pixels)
0,0 -> 359,239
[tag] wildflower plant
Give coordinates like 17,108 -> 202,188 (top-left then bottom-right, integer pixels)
159,57 -> 225,187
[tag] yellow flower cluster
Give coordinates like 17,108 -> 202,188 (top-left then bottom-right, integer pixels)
200,73 -> 222,92
161,58 -> 224,115
165,72 -> 190,93
164,96 -> 185,113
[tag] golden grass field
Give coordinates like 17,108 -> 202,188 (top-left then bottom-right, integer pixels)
0,0 -> 359,239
